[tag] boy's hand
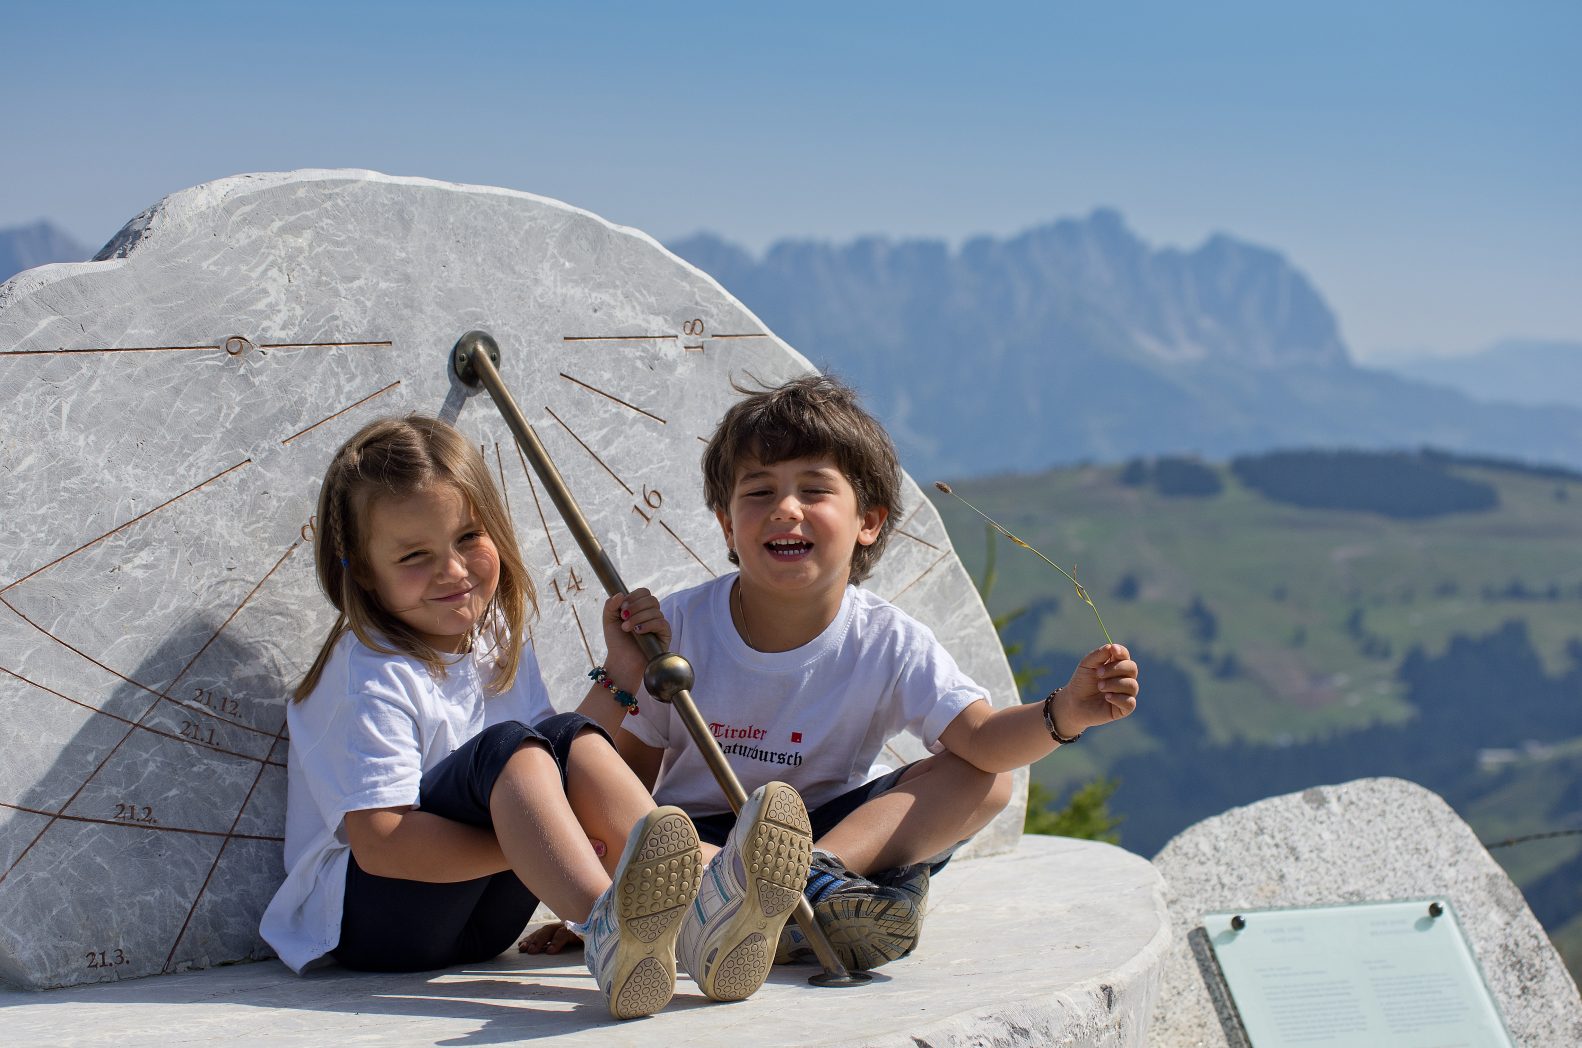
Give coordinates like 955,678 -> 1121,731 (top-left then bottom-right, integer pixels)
1055,643 -> 1139,735
601,589 -> 671,695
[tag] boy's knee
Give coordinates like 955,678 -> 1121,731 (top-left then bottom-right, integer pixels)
987,769 -> 1015,815
931,752 -> 1014,816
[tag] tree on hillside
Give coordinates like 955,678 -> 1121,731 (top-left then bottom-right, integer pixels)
1025,779 -> 1123,843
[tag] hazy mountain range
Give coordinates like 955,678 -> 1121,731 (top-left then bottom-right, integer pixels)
0,220 -> 90,281
5,215 -> 1581,478
1379,339 -> 1582,412
668,213 -> 1582,478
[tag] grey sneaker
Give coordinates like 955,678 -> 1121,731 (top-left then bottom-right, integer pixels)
577,806 -> 702,1019
775,853 -> 925,970
678,781 -> 812,1001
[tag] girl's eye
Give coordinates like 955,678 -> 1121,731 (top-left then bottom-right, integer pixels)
398,551 -> 426,564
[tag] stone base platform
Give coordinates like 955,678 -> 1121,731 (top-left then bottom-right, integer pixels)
0,836 -> 1168,1047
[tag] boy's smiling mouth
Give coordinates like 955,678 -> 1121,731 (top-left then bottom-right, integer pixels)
766,538 -> 813,559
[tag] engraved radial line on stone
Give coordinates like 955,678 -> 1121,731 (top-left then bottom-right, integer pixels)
658,521 -> 717,578
0,665 -> 276,764
0,590 -> 280,884
886,552 -> 952,605
568,603 -> 595,665
493,443 -> 513,527
163,716 -> 288,972
706,334 -> 769,339
0,652 -> 172,884
558,372 -> 668,424
562,335 -> 678,342
1,459 -> 253,594
895,504 -> 940,550
894,528 -> 940,550
163,542 -> 300,695
2,595 -> 168,706
516,441 -> 561,566
279,380 -> 401,445
0,699 -> 281,880
0,802 -> 281,843
543,405 -> 634,496
0,344 -> 218,356
257,339 -> 394,350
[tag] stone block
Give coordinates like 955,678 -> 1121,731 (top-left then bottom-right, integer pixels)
0,170 -> 1023,989
1150,777 -> 1582,1046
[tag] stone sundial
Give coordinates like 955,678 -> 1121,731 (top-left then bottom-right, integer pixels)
0,170 -> 1020,990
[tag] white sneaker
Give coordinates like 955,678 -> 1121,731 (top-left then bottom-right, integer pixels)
575,806 -> 701,1019
677,781 -> 812,1001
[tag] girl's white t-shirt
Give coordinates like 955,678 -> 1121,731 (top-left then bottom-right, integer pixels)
622,575 -> 985,816
259,631 -> 552,972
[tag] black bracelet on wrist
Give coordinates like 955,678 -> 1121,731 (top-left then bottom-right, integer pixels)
1042,688 -> 1082,744
588,666 -> 639,714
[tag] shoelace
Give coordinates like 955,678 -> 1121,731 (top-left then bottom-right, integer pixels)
805,856 -> 857,904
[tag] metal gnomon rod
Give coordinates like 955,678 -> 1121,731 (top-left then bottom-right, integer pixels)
451,330 -> 871,988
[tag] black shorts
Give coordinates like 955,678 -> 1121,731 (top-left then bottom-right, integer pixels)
331,711 -> 606,972
689,761 -> 963,879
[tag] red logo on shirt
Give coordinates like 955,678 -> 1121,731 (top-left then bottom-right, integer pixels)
790,731 -> 803,744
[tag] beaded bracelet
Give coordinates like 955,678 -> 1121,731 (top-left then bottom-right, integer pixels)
588,666 -> 639,714
1042,687 -> 1082,744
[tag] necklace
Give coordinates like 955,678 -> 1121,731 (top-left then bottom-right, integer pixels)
734,580 -> 757,651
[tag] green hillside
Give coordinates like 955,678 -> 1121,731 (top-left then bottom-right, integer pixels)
928,449 -> 1582,980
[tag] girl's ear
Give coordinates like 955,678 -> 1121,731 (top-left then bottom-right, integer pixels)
856,504 -> 888,547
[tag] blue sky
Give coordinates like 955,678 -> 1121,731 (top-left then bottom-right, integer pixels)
5,1 -> 1577,359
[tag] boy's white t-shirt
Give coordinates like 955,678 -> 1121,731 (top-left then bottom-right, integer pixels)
259,630 -> 553,973
623,574 -> 985,816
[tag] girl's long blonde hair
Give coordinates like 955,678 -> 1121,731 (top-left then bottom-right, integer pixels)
294,415 -> 535,701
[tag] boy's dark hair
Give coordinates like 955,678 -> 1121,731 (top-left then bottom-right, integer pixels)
703,374 -> 902,584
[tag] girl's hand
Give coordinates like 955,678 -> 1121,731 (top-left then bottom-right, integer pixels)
601,589 -> 671,695
1055,643 -> 1139,735
519,922 -> 583,955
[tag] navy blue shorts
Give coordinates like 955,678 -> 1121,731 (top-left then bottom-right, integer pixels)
332,711 -> 606,972
689,761 -> 962,879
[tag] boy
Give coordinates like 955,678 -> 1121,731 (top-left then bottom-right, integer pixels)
530,375 -> 1139,971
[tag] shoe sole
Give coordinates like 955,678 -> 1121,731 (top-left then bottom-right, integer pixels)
692,782 -> 813,1001
813,889 -> 920,971
604,807 -> 702,1020
778,870 -> 929,970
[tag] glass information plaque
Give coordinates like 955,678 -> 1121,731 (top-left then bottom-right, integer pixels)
1204,900 -> 1513,1048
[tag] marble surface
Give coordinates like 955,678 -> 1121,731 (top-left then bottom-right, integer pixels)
0,836 -> 1169,1048
1150,777 -> 1582,1047
0,170 -> 1024,990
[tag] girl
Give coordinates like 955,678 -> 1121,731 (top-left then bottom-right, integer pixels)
259,415 -> 705,1019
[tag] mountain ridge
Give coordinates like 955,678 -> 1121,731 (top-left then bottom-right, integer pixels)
1379,338 -> 1582,411
669,213 -> 1582,478
8,213 -> 1582,478
0,220 -> 91,283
